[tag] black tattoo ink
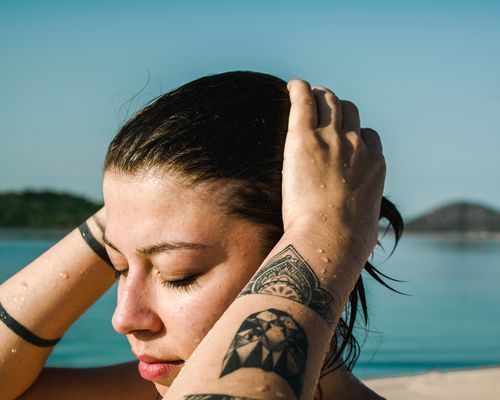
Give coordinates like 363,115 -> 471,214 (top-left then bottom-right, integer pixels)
220,308 -> 307,399
239,245 -> 334,324
184,395 -> 257,400
78,221 -> 120,277
0,302 -> 61,347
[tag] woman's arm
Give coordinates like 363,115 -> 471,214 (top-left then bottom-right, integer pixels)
163,81 -> 386,400
0,209 -> 118,400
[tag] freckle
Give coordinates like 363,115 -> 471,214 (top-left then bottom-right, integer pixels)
322,256 -> 330,263
317,248 -> 325,254
59,271 -> 69,279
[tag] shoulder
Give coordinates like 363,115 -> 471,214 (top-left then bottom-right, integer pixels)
17,362 -> 158,400
315,364 -> 386,400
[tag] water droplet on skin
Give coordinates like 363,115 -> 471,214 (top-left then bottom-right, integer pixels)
322,256 -> 330,263
276,391 -> 285,398
320,268 -> 327,274
21,282 -> 28,290
59,272 -> 69,279
256,385 -> 270,392
343,163 -> 348,167
20,297 -> 24,302
317,248 -> 325,254
328,203 -> 334,208
341,178 -> 346,183
322,216 -> 327,221
11,348 -> 17,353
320,183 -> 326,189
310,158 -> 316,164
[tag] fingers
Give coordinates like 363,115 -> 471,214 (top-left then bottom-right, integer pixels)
287,79 -> 317,132
312,86 -> 341,131
341,100 -> 360,135
361,128 -> 383,153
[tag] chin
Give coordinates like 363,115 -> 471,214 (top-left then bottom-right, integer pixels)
153,369 -> 181,397
154,382 -> 169,397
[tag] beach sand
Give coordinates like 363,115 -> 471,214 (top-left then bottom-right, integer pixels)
363,367 -> 500,399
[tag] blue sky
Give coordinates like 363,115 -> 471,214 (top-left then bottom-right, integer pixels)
1,0 -> 499,218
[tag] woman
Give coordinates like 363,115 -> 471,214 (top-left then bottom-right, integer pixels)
0,72 -> 401,399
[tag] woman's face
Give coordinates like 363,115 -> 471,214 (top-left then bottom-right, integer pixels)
103,170 -> 269,395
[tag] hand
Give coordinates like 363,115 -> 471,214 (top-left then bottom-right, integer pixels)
282,80 -> 386,261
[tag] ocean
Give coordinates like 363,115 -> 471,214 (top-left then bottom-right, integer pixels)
1,233 -> 499,379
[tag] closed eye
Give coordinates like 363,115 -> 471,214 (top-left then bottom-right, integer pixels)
161,275 -> 199,292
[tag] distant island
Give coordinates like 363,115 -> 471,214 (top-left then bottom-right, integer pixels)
405,201 -> 500,238
1,191 -> 499,239
0,190 -> 101,229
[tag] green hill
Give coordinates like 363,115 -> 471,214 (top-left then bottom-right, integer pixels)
406,201 -> 500,233
0,191 -> 101,229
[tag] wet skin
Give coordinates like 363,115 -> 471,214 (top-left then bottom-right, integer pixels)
103,170 -> 270,396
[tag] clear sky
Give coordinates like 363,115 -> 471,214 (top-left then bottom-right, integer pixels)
1,0 -> 499,218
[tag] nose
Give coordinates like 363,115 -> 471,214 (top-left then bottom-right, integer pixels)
112,271 -> 164,336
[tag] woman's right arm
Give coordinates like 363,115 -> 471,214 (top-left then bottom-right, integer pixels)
0,209 -> 118,400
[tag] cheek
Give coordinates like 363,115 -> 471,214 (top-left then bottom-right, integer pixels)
165,275 -> 247,358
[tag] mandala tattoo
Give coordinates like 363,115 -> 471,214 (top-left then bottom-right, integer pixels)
239,245 -> 334,324
220,308 -> 307,399
184,395 -> 257,400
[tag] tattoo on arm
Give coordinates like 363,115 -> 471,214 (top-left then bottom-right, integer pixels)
184,396 -> 258,400
220,308 -> 307,399
239,245 -> 334,325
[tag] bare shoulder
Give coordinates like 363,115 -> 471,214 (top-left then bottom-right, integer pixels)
316,363 -> 386,400
17,362 -> 158,400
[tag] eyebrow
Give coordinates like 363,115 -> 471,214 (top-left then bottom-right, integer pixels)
103,235 -> 209,256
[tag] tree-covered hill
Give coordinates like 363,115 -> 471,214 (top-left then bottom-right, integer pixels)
406,201 -> 500,233
0,191 -> 101,229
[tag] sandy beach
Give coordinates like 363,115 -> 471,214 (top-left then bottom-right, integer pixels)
363,367 -> 500,399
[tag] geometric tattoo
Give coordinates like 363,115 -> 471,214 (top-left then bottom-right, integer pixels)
184,396 -> 258,400
220,308 -> 307,399
239,245 -> 334,325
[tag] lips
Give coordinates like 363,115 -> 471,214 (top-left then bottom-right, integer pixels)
134,353 -> 184,381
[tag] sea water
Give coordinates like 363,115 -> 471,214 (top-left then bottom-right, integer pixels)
1,233 -> 499,379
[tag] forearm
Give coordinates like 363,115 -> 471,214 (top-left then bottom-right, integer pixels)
0,210 -> 116,400
164,224 -> 366,400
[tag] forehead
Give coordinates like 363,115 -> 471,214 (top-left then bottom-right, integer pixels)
103,170 -> 235,246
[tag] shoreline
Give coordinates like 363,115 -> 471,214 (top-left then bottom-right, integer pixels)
363,366 -> 500,399
380,230 -> 500,242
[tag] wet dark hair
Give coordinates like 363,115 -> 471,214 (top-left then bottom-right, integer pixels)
104,71 -> 403,376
